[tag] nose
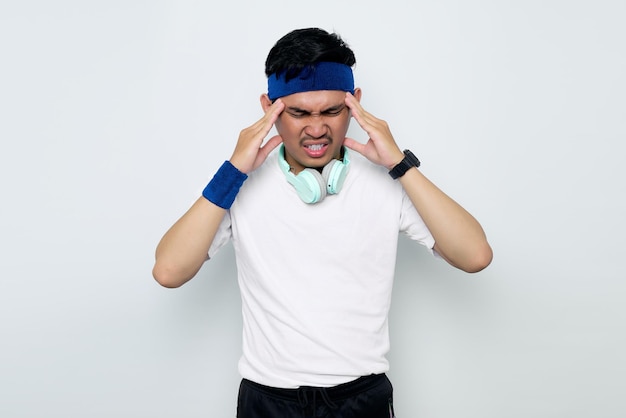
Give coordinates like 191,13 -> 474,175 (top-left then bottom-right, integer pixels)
303,114 -> 328,139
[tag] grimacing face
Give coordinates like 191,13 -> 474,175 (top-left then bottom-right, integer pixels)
262,89 -> 362,174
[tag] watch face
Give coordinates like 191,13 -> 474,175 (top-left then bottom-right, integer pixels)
405,150 -> 420,167
389,150 -> 420,179
404,150 -> 419,166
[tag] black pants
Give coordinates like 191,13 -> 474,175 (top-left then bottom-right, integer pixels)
237,373 -> 395,418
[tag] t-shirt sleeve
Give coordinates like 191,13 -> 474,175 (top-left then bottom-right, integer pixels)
398,190 -> 437,255
207,210 -> 233,260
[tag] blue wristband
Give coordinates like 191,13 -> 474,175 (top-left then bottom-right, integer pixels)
202,161 -> 248,209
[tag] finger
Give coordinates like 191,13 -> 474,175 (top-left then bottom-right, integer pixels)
344,92 -> 363,116
252,135 -> 283,171
345,93 -> 376,132
231,101 -> 285,172
253,99 -> 285,141
342,137 -> 367,155
258,102 -> 284,145
265,99 -> 285,125
260,135 -> 283,155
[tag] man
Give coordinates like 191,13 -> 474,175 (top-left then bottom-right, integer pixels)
153,27 -> 492,418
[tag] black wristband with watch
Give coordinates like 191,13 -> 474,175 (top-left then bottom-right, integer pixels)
388,149 -> 420,179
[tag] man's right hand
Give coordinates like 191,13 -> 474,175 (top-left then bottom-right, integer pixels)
229,98 -> 285,174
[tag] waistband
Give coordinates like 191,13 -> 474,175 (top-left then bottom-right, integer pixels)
241,373 -> 388,402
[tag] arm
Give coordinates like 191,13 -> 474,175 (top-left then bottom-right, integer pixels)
343,93 -> 492,273
152,99 -> 286,288
152,198 -> 226,288
397,167 -> 493,272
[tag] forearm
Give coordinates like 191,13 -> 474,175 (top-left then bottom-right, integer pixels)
399,167 -> 493,273
153,197 -> 226,288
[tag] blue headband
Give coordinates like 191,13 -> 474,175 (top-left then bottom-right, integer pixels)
267,62 -> 355,100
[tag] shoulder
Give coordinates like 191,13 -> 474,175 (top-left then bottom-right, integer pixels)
236,149 -> 286,203
345,149 -> 400,188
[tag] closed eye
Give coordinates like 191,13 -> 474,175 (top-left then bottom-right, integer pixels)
285,105 -> 346,118
322,106 -> 346,116
286,110 -> 309,118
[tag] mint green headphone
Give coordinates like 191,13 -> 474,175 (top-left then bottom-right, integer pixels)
277,144 -> 350,204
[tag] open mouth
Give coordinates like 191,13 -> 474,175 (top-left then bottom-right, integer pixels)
303,143 -> 329,158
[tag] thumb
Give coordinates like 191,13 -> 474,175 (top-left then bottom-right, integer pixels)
252,135 -> 283,171
343,137 -> 366,155
262,135 -> 283,153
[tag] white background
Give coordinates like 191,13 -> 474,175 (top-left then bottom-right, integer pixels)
1,1 -> 625,417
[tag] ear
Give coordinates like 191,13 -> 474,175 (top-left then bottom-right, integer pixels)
352,87 -> 362,102
260,94 -> 272,112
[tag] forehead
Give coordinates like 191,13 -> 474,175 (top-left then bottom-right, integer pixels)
280,90 -> 346,109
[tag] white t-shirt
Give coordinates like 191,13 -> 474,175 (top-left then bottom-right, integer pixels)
208,148 -> 435,389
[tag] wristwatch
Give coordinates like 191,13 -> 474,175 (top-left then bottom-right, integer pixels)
388,150 -> 420,179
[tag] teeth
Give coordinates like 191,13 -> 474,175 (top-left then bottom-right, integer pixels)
307,144 -> 324,151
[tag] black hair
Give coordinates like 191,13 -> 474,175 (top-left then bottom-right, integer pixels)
264,28 -> 356,81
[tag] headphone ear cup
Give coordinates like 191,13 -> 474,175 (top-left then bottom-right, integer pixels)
296,168 -> 327,204
322,160 -> 349,195
277,143 -> 350,203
